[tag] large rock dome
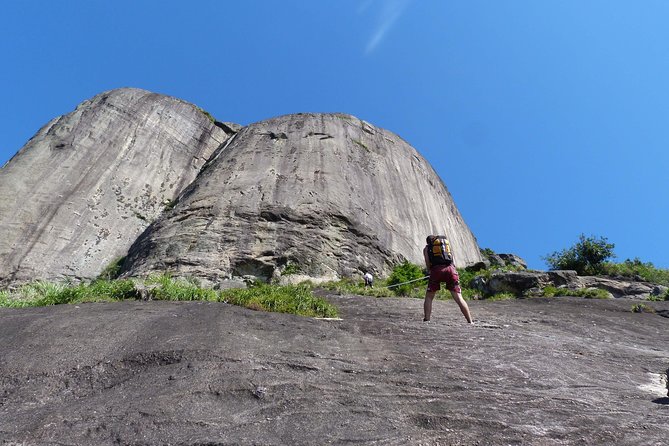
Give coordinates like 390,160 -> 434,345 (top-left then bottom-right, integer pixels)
121,113 -> 481,284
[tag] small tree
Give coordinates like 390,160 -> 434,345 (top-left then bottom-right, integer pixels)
544,234 -> 615,275
387,261 -> 425,296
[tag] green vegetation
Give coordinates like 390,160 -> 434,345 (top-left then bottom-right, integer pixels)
647,291 -> 669,302
5,248 -> 665,315
97,256 -> 126,280
458,268 -> 481,300
480,247 -> 496,258
484,292 -> 515,301
0,279 -> 137,308
631,303 -> 655,313
458,264 -> 527,300
144,275 -> 218,301
163,198 -> 176,211
321,278 -> 404,298
221,283 -> 337,318
541,285 -> 611,299
282,262 -> 301,276
322,260 -> 439,300
386,261 -> 426,296
544,234 -> 615,275
599,258 -> 669,287
196,106 -> 216,124
0,276 -> 337,318
326,261 -> 568,302
324,251 -> 663,303
544,235 -> 669,298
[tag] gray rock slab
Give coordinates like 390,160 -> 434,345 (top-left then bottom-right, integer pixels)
122,113 -> 481,283
0,296 -> 667,444
579,275 -> 660,299
0,88 -> 233,285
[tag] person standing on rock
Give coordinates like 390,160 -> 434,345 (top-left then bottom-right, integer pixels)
423,235 -> 473,323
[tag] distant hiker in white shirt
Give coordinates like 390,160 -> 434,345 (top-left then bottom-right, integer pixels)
363,272 -> 373,287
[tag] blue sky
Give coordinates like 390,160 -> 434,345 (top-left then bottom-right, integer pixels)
1,0 -> 667,270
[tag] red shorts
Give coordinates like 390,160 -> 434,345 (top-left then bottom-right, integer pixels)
427,264 -> 461,293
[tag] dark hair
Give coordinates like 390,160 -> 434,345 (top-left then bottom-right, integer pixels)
426,235 -> 435,244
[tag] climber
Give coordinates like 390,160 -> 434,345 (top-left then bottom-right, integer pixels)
423,235 -> 473,324
363,272 -> 374,287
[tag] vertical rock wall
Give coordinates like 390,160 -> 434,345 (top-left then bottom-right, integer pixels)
0,88 -> 232,285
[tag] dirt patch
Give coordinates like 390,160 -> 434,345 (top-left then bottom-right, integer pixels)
1,294 -> 668,445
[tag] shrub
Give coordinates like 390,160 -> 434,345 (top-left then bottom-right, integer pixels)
544,234 -> 615,275
458,268 -> 488,299
480,247 -> 496,257
386,261 -> 426,296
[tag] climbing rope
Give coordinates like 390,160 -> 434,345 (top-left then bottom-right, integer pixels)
384,275 -> 430,289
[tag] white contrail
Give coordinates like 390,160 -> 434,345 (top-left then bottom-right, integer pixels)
364,0 -> 412,55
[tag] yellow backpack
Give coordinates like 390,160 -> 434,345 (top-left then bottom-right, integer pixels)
427,235 -> 453,266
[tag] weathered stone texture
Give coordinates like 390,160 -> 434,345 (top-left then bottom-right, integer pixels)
471,268 -> 665,299
1,295 -> 667,444
0,88 -> 231,285
122,113 -> 481,283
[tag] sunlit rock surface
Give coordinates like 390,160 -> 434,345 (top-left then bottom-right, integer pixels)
0,88 -> 232,285
0,295 -> 667,444
121,113 -> 481,283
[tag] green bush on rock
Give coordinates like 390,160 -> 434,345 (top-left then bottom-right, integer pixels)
544,234 -> 615,275
386,261 -> 426,296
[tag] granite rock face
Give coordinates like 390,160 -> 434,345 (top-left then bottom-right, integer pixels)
122,113 -> 481,283
0,88 -> 231,285
1,295 -> 667,444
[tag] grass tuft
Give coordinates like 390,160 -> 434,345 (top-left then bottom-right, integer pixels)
0,276 -> 337,318
541,286 -> 610,299
220,283 -> 338,318
631,303 -> 655,313
601,259 -> 669,286
145,274 -> 218,301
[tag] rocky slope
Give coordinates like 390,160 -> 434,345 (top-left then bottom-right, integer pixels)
1,294 -> 667,444
469,269 -> 669,300
0,88 -> 232,285
121,113 -> 481,284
